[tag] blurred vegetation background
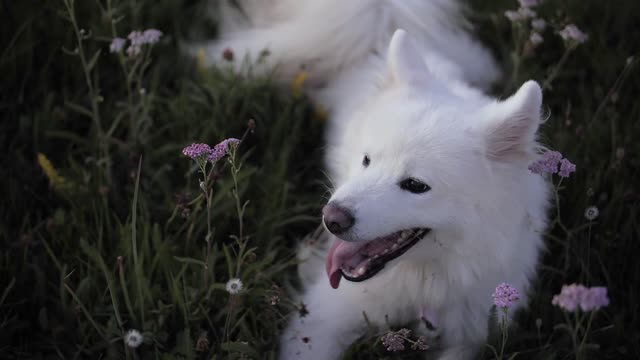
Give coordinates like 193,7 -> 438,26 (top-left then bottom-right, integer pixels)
1,0 -> 638,359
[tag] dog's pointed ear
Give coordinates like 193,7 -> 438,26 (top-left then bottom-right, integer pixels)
484,81 -> 543,160
388,29 -> 431,87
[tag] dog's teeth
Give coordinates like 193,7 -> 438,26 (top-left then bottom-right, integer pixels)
383,249 -> 389,254
357,267 -> 366,276
391,244 -> 398,250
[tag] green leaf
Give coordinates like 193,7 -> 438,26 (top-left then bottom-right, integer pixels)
86,49 -> 101,72
64,101 -> 93,118
173,256 -> 206,267
220,341 -> 259,357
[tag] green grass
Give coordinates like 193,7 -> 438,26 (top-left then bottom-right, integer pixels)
1,0 -> 639,359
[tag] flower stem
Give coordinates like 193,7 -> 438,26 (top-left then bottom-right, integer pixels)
498,308 -> 509,360
577,311 -> 595,360
543,45 -> 575,90
197,162 -> 213,289
63,0 -> 109,183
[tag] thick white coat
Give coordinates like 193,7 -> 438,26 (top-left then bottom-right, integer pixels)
206,2 -> 549,359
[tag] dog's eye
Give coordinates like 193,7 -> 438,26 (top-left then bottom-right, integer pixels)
362,154 -> 370,167
399,178 -> 430,194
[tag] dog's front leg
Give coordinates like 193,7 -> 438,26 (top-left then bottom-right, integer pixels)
279,282 -> 364,360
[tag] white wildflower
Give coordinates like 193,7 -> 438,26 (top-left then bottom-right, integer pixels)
226,278 -> 243,294
584,206 -> 599,221
124,329 -> 143,348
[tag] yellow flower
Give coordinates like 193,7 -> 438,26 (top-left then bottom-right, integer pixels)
196,48 -> 208,74
291,70 -> 308,97
37,153 -> 70,192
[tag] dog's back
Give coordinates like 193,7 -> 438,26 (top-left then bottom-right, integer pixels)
208,0 -> 500,104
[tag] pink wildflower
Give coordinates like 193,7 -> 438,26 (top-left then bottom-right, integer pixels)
529,151 -> 576,177
208,138 -> 241,163
552,284 -> 586,312
559,24 -> 588,44
128,31 -> 145,46
412,336 -> 429,351
552,284 -> 609,312
221,138 -> 241,150
493,283 -> 520,308
182,143 -> 212,159
558,158 -> 576,177
110,37 -> 126,53
142,29 -> 163,44
518,7 -> 537,19
207,145 -> 226,163
125,29 -> 163,57
528,151 -> 563,175
126,32 -> 142,57
126,45 -> 141,57
531,19 -> 546,31
530,32 -> 544,46
518,0 -> 538,7
505,10 -> 524,22
580,287 -> 609,311
381,329 -> 410,352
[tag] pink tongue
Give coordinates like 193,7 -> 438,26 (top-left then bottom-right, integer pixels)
325,237 -> 367,289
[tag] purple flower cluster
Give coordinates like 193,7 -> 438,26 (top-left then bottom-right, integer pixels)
518,0 -> 538,7
529,32 -> 544,46
531,19 -> 546,31
504,8 -> 535,21
411,336 -> 429,351
381,328 -> 410,352
493,283 -> 520,308
182,138 -> 240,163
528,151 -> 576,178
558,158 -> 576,177
109,29 -> 163,57
110,38 -> 126,53
182,143 -> 212,159
208,138 -> 240,163
551,284 -> 610,312
559,24 -> 588,44
504,0 -> 538,22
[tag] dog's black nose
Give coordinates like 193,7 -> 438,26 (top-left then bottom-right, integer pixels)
322,202 -> 355,235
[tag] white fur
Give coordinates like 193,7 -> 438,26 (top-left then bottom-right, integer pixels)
203,0 -> 499,105
205,2 -> 549,359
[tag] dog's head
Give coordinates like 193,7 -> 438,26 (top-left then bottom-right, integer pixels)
325,30 -> 545,289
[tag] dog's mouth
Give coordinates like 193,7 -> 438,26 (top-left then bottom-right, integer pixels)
325,228 -> 430,289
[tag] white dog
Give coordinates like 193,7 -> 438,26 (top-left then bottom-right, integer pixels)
203,1 -> 549,359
